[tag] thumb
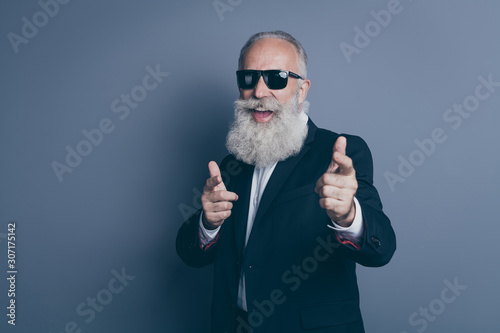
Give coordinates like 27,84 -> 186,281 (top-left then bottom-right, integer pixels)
207,161 -> 226,190
208,161 -> 221,178
327,136 -> 347,173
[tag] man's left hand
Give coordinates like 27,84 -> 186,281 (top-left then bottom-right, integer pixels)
314,136 -> 358,227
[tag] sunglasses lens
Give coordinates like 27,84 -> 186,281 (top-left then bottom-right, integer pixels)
265,70 -> 288,89
237,71 -> 257,89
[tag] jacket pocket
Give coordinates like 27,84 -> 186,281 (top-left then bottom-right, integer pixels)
299,300 -> 361,330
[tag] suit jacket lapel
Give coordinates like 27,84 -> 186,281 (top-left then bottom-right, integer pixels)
248,119 -> 318,244
232,161 -> 254,261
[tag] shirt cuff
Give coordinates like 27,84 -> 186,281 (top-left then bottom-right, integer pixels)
327,197 -> 364,246
198,212 -> 221,248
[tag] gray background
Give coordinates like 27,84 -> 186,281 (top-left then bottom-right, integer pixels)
1,0 -> 499,332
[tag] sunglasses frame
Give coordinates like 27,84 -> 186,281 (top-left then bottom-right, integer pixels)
236,70 -> 303,90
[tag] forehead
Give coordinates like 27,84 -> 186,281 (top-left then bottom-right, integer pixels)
242,38 -> 298,71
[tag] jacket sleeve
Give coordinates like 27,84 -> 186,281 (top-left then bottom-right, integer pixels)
175,156 -> 234,268
337,134 -> 397,267
176,209 -> 219,268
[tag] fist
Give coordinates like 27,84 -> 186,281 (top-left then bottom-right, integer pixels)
314,136 -> 358,227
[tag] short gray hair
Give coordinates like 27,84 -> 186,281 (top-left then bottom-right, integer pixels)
238,31 -> 308,79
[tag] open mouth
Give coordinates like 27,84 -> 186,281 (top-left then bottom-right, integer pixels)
251,109 -> 273,122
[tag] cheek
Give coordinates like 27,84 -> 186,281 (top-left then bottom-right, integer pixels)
274,87 -> 295,103
240,89 -> 252,99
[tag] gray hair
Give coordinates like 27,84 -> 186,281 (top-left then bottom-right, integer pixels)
238,31 -> 308,79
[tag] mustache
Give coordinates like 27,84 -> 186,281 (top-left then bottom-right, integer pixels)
234,96 -> 283,112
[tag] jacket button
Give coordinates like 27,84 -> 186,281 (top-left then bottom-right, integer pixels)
371,236 -> 381,247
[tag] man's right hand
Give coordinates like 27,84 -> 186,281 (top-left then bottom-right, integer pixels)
201,161 -> 239,230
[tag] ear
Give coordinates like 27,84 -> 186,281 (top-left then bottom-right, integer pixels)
298,79 -> 311,105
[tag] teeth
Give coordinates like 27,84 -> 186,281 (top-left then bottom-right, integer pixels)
254,108 -> 269,112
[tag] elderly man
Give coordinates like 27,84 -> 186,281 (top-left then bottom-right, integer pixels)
176,31 -> 396,333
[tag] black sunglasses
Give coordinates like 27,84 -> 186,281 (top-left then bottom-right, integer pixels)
236,70 -> 303,90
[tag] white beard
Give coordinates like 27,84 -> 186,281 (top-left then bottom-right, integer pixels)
226,93 -> 309,167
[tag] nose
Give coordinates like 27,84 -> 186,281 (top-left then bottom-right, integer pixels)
253,75 -> 271,99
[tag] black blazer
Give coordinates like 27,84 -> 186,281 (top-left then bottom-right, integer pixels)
176,119 -> 396,333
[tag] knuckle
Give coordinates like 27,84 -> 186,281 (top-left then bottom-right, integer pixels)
321,173 -> 329,183
206,177 -> 213,188
201,193 -> 211,203
221,201 -> 229,210
323,198 -> 333,209
335,177 -> 343,187
219,211 -> 230,220
202,200 -> 212,210
319,198 -> 326,209
213,191 -> 223,202
328,198 -> 337,208
319,186 -> 326,197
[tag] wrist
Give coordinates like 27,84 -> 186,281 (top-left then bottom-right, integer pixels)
334,203 -> 356,227
202,213 -> 219,230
